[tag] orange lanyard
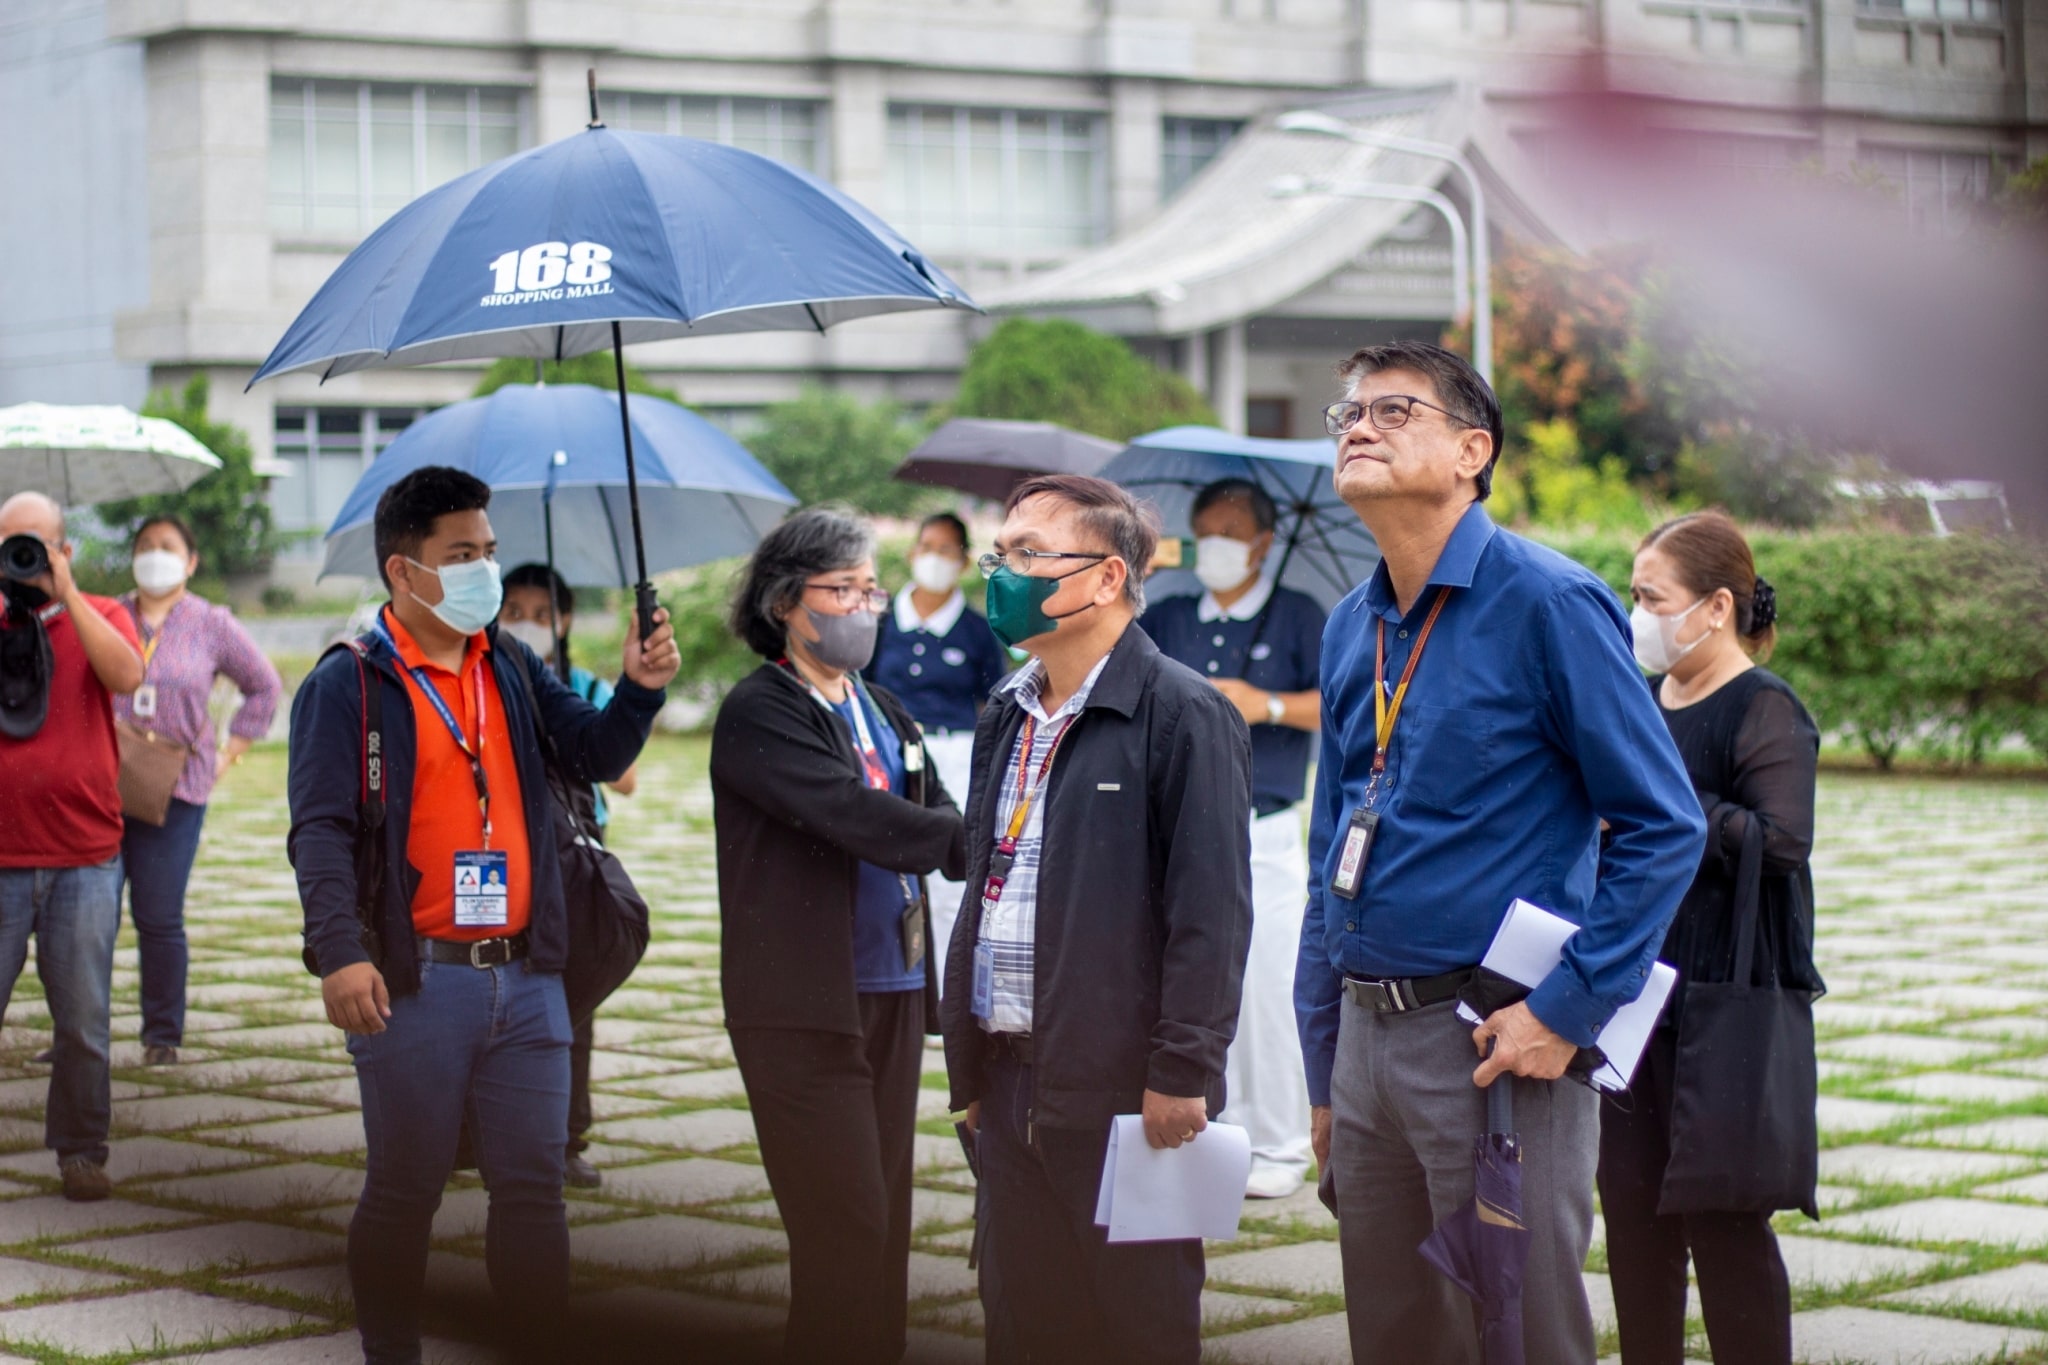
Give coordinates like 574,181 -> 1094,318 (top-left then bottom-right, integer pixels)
1371,587 -> 1453,781
1002,711 -> 1078,847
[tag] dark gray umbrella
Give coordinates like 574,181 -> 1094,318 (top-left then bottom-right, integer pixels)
896,418 -> 1121,501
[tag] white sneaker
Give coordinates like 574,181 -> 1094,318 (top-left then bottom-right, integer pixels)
1243,1164 -> 1305,1200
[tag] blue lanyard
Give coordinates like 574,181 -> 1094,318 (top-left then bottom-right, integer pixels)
376,615 -> 494,846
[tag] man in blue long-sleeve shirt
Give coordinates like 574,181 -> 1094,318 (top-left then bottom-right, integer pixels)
1295,342 -> 1703,1364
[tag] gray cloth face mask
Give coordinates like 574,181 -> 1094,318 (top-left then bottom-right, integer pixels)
800,606 -> 879,672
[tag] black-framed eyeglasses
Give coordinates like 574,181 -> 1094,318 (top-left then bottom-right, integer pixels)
803,581 -> 889,613
1324,395 -> 1479,437
976,548 -> 1108,579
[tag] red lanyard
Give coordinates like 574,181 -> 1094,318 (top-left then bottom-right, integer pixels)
1370,586 -> 1452,783
1001,711 -> 1077,848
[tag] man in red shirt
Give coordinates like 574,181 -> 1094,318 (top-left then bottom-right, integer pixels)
0,492 -> 145,1203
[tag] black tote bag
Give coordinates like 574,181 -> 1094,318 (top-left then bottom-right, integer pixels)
1658,818 -> 1819,1219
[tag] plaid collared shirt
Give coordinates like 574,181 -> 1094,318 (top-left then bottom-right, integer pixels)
975,651 -> 1112,1036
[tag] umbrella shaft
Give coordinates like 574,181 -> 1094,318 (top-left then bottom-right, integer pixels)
611,321 -> 659,641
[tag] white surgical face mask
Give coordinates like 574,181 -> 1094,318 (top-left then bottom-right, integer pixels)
1630,597 -> 1707,674
132,550 -> 189,597
499,619 -> 557,659
911,553 -> 962,594
406,556 -> 503,636
1193,536 -> 1256,594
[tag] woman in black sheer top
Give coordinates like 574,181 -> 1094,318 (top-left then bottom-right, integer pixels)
1599,510 -> 1822,1365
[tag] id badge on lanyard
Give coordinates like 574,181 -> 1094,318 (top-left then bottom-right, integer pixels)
1331,588 -> 1452,901
454,850 -> 510,927
133,630 -> 161,718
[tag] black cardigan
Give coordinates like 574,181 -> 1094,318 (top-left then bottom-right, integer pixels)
710,663 -> 967,1037
940,625 -> 1253,1130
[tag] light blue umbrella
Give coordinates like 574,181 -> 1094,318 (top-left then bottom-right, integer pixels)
321,383 -> 795,587
1100,426 -> 1379,614
252,76 -> 977,636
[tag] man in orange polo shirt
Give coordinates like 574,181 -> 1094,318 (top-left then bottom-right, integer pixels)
287,467 -> 677,1365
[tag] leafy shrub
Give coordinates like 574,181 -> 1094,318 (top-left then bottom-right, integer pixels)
744,389 -> 931,516
1539,526 -> 2048,767
97,377 -> 283,578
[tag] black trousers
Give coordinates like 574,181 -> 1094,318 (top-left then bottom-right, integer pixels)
730,990 -> 923,1365
1597,1025 -> 1793,1365
567,1016 -> 594,1156
979,1051 -> 1204,1365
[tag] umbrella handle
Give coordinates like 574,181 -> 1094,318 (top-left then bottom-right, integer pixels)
1486,1070 -> 1514,1136
633,582 -> 660,652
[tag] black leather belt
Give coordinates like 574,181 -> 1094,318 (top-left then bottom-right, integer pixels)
1344,967 -> 1474,1014
420,932 -> 529,968
983,1031 -> 1034,1065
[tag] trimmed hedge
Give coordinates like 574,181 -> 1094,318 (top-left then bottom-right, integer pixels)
1539,528 -> 2048,767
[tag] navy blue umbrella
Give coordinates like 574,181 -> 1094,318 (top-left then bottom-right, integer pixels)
252,72 -> 977,636
1097,425 -> 1379,615
1419,1080 -> 1532,1365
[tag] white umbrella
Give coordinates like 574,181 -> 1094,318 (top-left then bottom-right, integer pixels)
0,403 -> 225,504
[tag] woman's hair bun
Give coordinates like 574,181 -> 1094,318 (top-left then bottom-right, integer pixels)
1749,577 -> 1777,633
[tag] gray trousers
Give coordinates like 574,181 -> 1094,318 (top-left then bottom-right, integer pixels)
1331,995 -> 1598,1365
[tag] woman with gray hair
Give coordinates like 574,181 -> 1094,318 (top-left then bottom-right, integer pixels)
709,506 -> 966,1365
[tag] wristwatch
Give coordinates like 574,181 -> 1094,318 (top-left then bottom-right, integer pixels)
1264,692 -> 1286,725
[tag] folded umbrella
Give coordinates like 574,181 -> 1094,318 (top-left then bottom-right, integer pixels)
1418,1079 -> 1533,1365
896,418 -> 1122,501
0,403 -> 223,504
1096,425 -> 1379,614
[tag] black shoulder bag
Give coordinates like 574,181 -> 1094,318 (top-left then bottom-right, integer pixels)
498,651 -> 650,1027
301,639 -> 386,976
1658,816 -> 1821,1218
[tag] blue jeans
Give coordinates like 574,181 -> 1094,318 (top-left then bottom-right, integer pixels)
346,955 -> 572,1365
0,858 -> 122,1165
121,799 -> 207,1049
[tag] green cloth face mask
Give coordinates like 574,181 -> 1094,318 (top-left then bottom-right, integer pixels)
984,562 -> 1102,650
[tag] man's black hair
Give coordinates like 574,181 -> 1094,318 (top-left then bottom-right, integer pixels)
1192,478 -> 1278,534
503,562 -> 577,618
1338,340 -> 1505,500
372,467 -> 492,589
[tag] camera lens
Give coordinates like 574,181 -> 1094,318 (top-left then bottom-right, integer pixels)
0,535 -> 49,583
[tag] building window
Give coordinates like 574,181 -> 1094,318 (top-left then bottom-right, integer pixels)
269,80 -> 526,240
599,93 -> 823,173
1246,398 -> 1293,440
1860,145 -> 1998,235
1857,0 -> 2003,17
1687,133 -> 1821,180
271,408 -> 422,542
1162,118 -> 1243,200
884,105 -> 1107,258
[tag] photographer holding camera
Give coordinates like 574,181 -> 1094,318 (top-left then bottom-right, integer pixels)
0,492 -> 145,1202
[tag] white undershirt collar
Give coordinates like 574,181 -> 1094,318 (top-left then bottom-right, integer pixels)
893,583 -> 967,637
1197,573 -> 1275,623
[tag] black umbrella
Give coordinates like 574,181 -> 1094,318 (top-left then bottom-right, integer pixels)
1418,1078 -> 1533,1365
895,418 -> 1122,501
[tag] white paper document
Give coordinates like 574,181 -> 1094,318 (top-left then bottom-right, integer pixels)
1454,897 -> 1677,1093
1092,1115 -> 1252,1244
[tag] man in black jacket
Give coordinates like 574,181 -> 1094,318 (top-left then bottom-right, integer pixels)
288,467 -> 676,1365
942,474 -> 1253,1364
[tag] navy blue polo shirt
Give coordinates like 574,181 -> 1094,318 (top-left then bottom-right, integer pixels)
870,587 -> 1012,733
827,688 -> 923,993
1141,580 -> 1326,814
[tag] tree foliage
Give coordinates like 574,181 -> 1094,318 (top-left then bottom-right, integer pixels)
97,377 -> 281,578
742,387 -> 931,516
952,318 -> 1215,440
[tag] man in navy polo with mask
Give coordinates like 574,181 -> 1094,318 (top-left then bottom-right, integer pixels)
1141,477 -> 1325,1200
289,466 -> 678,1364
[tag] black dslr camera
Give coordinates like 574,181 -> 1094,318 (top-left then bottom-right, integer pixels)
1,534 -> 49,583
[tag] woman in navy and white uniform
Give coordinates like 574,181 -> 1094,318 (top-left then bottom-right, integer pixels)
870,511 -> 1012,983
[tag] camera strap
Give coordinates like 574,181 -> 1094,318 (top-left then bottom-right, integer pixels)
304,637 -> 386,971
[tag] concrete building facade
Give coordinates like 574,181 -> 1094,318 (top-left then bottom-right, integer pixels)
1,0 -> 2041,569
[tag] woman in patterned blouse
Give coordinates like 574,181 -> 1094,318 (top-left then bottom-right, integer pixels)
113,515 -> 282,1066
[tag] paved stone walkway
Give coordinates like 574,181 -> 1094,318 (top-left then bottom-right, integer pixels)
0,742 -> 2042,1362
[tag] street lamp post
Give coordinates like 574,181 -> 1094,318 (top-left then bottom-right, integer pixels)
1267,176 -> 1470,334
1276,111 -> 1492,385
